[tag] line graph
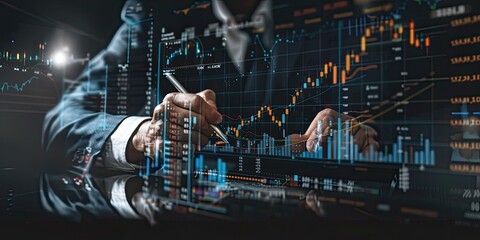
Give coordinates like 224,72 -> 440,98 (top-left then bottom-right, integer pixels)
0,76 -> 38,94
155,0 -> 464,172
216,16 -> 431,138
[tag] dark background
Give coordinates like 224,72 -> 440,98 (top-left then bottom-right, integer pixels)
0,0 -> 125,169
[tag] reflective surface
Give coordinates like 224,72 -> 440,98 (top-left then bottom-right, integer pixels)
39,154 -> 480,224
2,155 -> 480,237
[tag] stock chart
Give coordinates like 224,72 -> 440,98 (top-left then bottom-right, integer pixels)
64,0 -> 480,221
2,0 -> 480,232
88,0 -> 477,222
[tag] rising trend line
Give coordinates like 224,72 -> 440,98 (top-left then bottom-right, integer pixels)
346,65 -> 378,81
223,82 -> 436,150
356,83 -> 435,127
0,76 -> 38,93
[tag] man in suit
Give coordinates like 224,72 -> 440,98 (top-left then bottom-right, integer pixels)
42,0 -> 378,171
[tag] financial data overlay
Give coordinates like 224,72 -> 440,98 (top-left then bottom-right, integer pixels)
0,41 -> 57,114
64,0 -> 480,222
154,0 -> 478,170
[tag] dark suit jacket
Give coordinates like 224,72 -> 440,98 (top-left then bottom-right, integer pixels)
42,0 -> 379,169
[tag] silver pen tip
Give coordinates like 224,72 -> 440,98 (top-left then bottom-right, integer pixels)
210,124 -> 229,144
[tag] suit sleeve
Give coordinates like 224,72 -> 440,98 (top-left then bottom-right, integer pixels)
41,60 -> 128,167
42,25 -> 132,167
42,0 -> 158,167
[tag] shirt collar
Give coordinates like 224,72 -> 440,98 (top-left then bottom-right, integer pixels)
212,0 -> 273,74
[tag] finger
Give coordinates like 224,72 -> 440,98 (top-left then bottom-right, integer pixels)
165,93 -> 222,124
167,129 -> 210,146
152,103 -> 166,122
306,130 -> 319,153
143,137 -> 163,161
161,121 -> 210,145
144,138 -> 201,161
362,125 -> 378,138
161,120 -> 213,142
289,133 -> 307,153
305,111 -> 329,136
154,102 -> 213,135
305,108 -> 355,137
369,138 -> 380,151
314,116 -> 335,145
196,89 -> 217,110
353,128 -> 368,152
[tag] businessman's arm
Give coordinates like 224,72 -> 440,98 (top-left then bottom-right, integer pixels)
126,90 -> 223,164
42,0 -> 151,168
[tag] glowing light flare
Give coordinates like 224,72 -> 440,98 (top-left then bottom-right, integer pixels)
52,51 -> 68,67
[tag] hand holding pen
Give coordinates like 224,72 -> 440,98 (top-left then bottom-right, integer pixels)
165,73 -> 229,144
127,73 -> 227,164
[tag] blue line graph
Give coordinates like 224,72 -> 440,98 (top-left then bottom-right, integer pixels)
165,40 -> 203,65
0,76 -> 38,93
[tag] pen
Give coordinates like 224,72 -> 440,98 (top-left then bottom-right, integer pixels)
165,73 -> 230,144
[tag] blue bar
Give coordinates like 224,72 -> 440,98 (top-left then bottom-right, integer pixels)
349,135 -> 354,163
217,158 -> 226,184
287,136 -> 291,156
303,83 -> 307,88
327,136 -> 332,159
294,175 -> 298,181
420,151 -> 424,165
316,78 -> 320,86
145,156 -> 150,176
451,112 -> 469,115
393,144 -> 397,163
199,157 -> 203,177
345,121 -> 350,160
282,114 -> 285,124
251,115 -> 254,122
223,162 -> 227,182
271,136 -> 275,155
264,133 -> 268,155
398,136 -> 402,163
349,135 -> 353,164
260,142 -> 263,155
338,118 -> 342,164
332,133 -> 336,159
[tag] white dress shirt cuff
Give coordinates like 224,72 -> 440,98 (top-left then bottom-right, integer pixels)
105,175 -> 142,219
106,116 -> 150,171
